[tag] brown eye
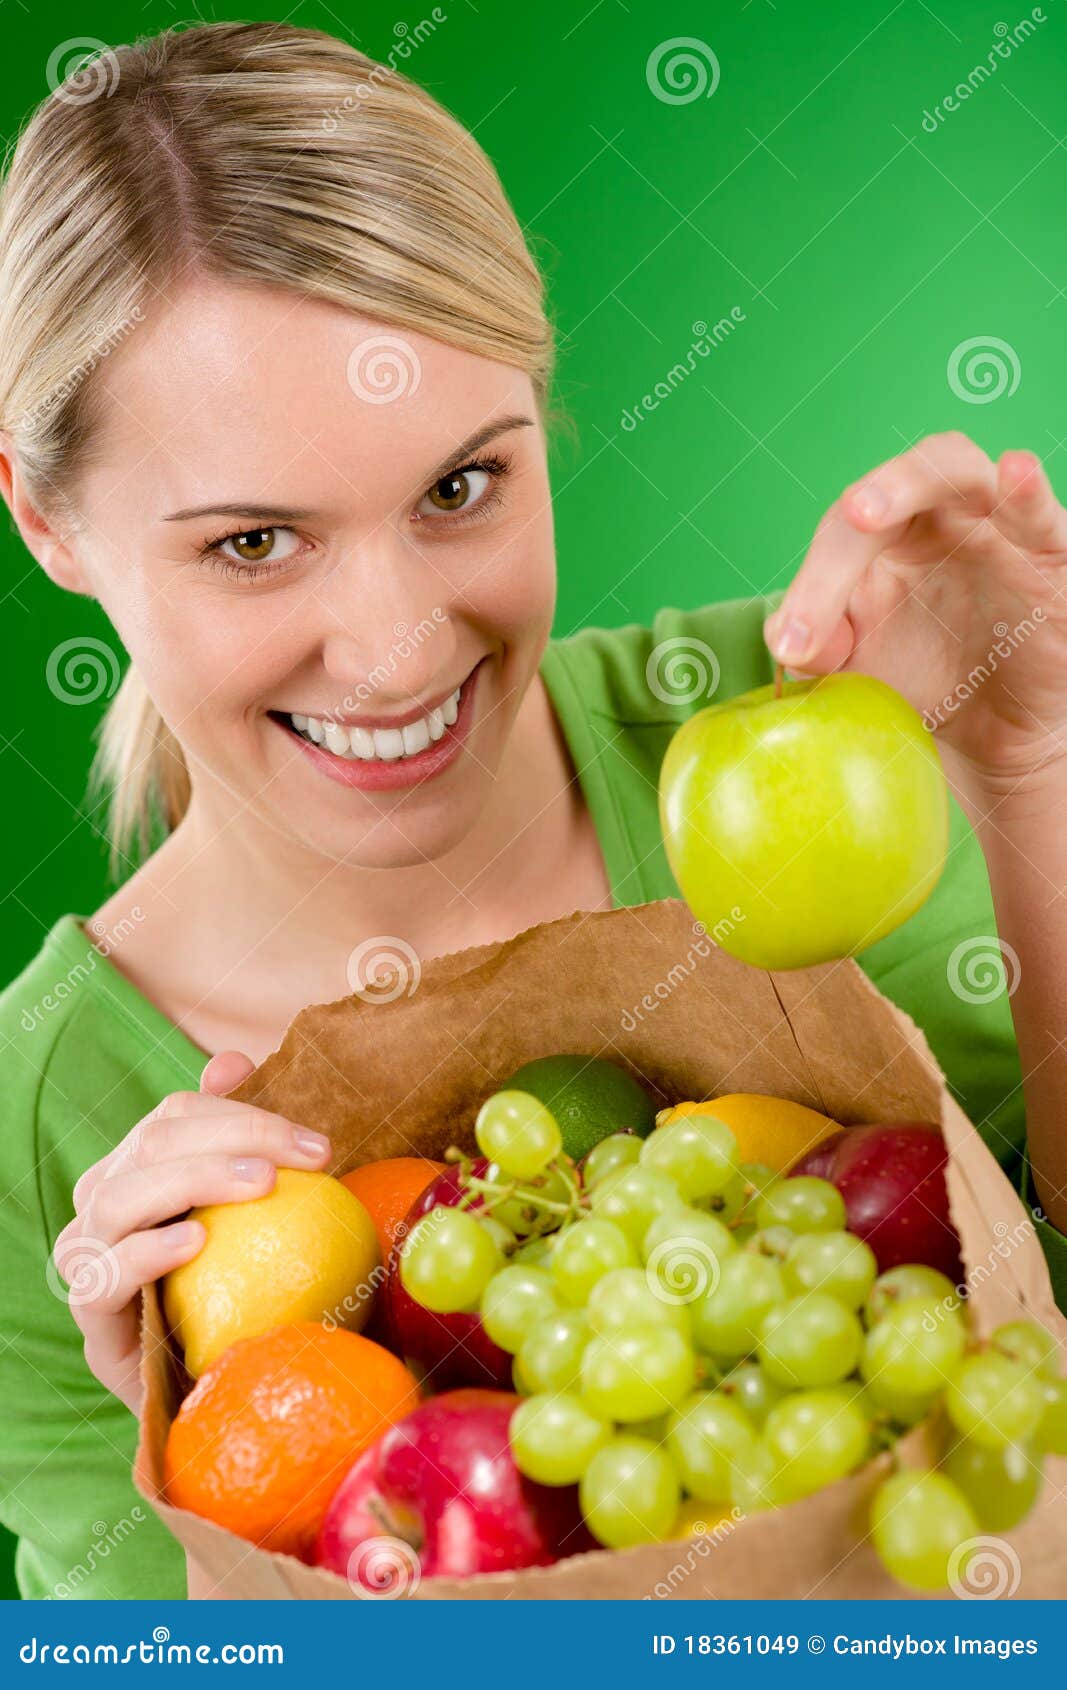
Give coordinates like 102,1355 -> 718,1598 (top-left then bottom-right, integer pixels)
213,526 -> 301,567
417,466 -> 492,518
229,528 -> 277,561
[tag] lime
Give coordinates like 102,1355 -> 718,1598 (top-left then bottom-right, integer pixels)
500,1055 -> 657,1162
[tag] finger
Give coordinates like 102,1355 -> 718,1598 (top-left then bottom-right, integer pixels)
72,1088 -> 317,1209
67,1152 -> 281,1248
768,432 -> 996,668
62,1220 -> 206,1327
993,451 -> 1067,551
108,1109 -> 331,1182
200,1049 -> 257,1097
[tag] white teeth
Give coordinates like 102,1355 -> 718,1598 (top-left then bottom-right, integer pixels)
285,683 -> 463,761
372,727 -> 404,760
402,717 -> 431,756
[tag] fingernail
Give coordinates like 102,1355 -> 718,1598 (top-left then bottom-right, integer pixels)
854,480 -> 889,521
169,1220 -> 203,1247
773,617 -> 812,664
294,1127 -> 330,1158
231,1157 -> 272,1182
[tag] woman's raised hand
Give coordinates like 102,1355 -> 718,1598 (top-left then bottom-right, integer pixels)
51,1050 -> 331,1414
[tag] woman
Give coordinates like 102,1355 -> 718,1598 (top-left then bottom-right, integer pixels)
0,21 -> 1062,1601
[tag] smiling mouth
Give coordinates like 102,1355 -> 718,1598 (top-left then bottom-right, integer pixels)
267,661 -> 483,789
272,684 -> 462,763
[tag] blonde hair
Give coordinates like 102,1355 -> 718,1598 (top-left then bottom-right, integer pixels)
0,21 -> 554,876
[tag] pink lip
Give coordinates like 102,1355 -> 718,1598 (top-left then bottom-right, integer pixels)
271,661 -> 483,792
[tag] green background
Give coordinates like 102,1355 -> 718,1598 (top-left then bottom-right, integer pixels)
2,0 -> 1065,1597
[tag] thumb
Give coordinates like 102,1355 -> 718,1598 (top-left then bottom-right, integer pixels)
200,1048 -> 257,1097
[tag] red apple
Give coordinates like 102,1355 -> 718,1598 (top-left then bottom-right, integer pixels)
790,1122 -> 963,1281
315,1389 -> 592,1588
379,1159 -> 513,1390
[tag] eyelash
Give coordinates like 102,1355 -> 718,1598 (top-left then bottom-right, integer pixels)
196,450 -> 514,583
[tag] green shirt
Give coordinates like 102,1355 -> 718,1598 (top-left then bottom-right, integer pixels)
0,596 -> 1061,1601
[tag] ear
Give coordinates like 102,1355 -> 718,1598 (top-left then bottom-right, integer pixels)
0,433 -> 94,596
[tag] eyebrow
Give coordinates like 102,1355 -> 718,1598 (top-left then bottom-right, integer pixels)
158,414 -> 536,524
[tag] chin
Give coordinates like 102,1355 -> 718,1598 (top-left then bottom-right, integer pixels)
273,762 -> 497,871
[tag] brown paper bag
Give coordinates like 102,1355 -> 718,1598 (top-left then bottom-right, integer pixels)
134,900 -> 1067,1599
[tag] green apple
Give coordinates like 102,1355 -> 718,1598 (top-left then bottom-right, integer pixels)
658,672 -> 948,970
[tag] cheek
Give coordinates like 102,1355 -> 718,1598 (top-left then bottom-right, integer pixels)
457,509 -> 557,646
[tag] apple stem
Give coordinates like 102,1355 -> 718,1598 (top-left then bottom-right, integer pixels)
774,662 -> 784,700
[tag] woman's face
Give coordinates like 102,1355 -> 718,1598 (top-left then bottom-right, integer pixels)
58,277 -> 557,869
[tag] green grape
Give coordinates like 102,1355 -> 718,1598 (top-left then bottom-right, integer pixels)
582,1132 -> 642,1190
639,1114 -> 738,1201
692,1254 -> 785,1361
515,1309 -> 590,1394
550,1218 -> 637,1305
643,1214 -> 735,1310
477,1214 -> 518,1254
763,1388 -> 870,1501
759,1294 -> 863,1389
783,1230 -> 877,1310
744,1225 -> 795,1262
485,1162 -> 573,1236
590,1166 -> 686,1248
581,1325 -> 695,1420
945,1352 -> 1045,1449
991,1320 -> 1061,1380
694,1354 -> 725,1390
718,1362 -> 787,1428
864,1265 -> 957,1326
1035,1378 -> 1067,1455
399,1207 -> 502,1313
860,1297 -> 966,1397
666,1392 -> 757,1502
479,1264 -> 558,1353
756,1177 -> 846,1235
475,1090 -> 562,1178
701,1171 -> 746,1224
642,1207 -> 736,1268
510,1392 -> 610,1485
870,1470 -> 979,1591
727,1437 -> 783,1512
513,1235 -> 554,1268
854,1376 -> 937,1428
587,1266 -> 691,1338
580,1437 -> 681,1548
731,1223 -> 757,1247
943,1437 -> 1043,1531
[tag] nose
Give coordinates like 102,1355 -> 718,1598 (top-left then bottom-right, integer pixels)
318,541 -> 459,708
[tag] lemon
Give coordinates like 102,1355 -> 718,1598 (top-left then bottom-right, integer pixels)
162,1169 -> 379,1378
672,1498 -> 739,1539
656,1095 -> 837,1174
500,1054 -> 658,1161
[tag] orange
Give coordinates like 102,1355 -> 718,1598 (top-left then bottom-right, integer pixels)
163,1321 -> 421,1561
656,1094 -> 837,1174
340,1156 -> 445,1261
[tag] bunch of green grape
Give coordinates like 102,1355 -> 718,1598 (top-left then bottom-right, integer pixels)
398,1092 -> 1064,1591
